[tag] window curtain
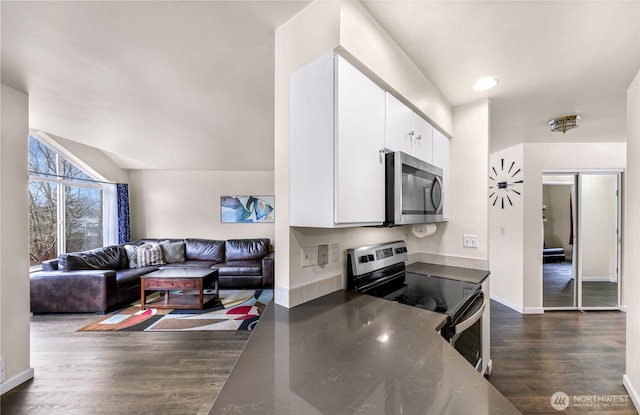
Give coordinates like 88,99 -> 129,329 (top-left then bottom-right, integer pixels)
103,184 -> 119,246
116,183 -> 131,244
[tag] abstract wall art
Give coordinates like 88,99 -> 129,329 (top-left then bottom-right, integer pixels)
220,195 -> 275,223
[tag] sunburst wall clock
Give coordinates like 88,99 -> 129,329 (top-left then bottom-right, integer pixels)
489,158 -> 524,209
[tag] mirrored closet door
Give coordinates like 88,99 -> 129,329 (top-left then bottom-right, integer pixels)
543,172 -> 621,311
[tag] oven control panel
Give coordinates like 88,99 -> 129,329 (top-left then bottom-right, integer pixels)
348,240 -> 408,277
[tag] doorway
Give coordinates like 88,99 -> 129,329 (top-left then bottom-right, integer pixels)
542,172 -> 621,311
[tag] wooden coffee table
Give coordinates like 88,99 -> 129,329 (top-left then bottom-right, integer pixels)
140,268 -> 219,310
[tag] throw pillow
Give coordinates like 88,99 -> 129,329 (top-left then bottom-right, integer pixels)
159,240 -> 185,264
137,243 -> 165,267
124,244 -> 139,268
59,246 -> 122,271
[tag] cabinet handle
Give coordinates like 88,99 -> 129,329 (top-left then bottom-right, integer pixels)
409,130 -> 415,138
415,134 -> 422,141
379,148 -> 388,163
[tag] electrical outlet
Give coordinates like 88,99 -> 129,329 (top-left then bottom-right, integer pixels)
463,234 -> 478,248
302,246 -> 317,268
0,357 -> 5,383
331,243 -> 340,262
318,244 -> 329,267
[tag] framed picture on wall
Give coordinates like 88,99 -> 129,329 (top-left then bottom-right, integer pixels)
220,195 -> 275,223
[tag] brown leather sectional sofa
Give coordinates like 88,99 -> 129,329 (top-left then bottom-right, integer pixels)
30,238 -> 274,314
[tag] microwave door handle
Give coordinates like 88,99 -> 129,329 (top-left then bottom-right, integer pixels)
453,295 -> 486,334
433,176 -> 444,212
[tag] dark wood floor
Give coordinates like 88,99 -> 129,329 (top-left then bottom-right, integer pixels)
1,301 -> 637,415
544,262 -> 619,308
490,300 -> 637,414
544,261 -> 576,307
0,313 -> 250,415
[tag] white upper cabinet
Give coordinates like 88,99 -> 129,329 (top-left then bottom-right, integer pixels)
412,113 -> 434,164
432,128 -> 450,220
290,53 -> 386,227
335,56 -> 386,224
385,93 -> 414,155
385,92 -> 433,164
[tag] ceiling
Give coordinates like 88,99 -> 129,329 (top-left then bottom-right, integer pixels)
1,1 -> 309,171
362,1 -> 640,152
2,1 -> 639,171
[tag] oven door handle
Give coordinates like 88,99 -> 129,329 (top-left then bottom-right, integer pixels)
453,294 -> 486,335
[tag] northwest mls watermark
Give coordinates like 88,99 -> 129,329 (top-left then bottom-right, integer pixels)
551,391 -> 631,411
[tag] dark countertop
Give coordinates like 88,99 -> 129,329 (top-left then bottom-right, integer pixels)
407,262 -> 490,284
209,290 -> 520,415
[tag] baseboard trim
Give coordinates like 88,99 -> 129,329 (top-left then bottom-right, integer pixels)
1,367 -> 34,395
490,294 -> 523,314
523,307 -> 544,315
623,374 -> 640,412
582,276 -> 614,282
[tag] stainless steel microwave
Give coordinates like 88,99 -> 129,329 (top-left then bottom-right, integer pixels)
385,151 -> 444,225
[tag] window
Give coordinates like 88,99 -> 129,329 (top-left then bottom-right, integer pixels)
28,134 -> 105,267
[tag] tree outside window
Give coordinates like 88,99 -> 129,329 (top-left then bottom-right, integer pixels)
28,135 -> 104,267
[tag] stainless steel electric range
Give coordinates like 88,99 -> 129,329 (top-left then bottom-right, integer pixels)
347,240 -> 489,375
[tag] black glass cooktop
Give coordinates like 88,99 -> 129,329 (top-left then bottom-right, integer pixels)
384,272 -> 480,317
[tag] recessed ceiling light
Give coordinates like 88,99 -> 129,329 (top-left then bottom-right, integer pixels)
473,77 -> 499,91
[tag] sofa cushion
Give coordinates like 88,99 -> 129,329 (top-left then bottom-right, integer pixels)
185,238 -> 225,262
116,267 -> 158,291
139,238 -> 183,244
225,239 -> 269,261
137,243 -> 165,267
59,246 -> 124,271
219,275 -> 263,289
124,244 -> 139,268
213,260 -> 262,276
159,240 -> 186,263
160,260 -> 218,269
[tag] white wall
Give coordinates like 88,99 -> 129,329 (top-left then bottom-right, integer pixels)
275,1 -> 455,307
0,84 -> 34,393
489,144 -> 525,311
129,170 -> 274,243
522,143 -> 625,311
417,100 -> 490,270
490,142 -> 626,313
624,68 -> 640,411
274,0 -> 341,300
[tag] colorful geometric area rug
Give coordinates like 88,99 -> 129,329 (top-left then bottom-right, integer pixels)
78,289 -> 272,332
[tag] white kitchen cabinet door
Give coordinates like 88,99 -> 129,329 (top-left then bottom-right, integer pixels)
290,53 -> 336,227
412,114 -> 434,164
385,93 -> 414,155
290,53 -> 386,227
335,56 -> 386,224
432,128 -> 449,220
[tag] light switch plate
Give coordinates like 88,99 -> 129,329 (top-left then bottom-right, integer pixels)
331,243 -> 340,262
302,247 -> 316,267
318,244 -> 329,267
463,234 -> 479,248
